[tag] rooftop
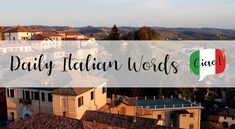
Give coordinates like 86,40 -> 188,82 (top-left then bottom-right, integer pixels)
137,97 -> 202,110
8,113 -> 83,129
4,26 -> 41,33
82,110 -> 178,129
52,88 -> 93,96
9,111 -> 178,129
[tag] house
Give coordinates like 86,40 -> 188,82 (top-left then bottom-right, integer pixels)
63,32 -> 87,40
31,32 -> 63,51
108,95 -> 203,129
0,42 -> 32,54
216,108 -> 235,128
3,25 -> 42,40
5,71 -> 107,121
5,88 -> 54,121
0,88 -> 7,126
0,27 -> 11,40
52,74 -> 108,119
8,111 -> 178,129
32,32 -> 62,41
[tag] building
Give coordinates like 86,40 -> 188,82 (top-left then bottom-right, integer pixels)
108,95 -> 203,129
63,32 -> 87,40
208,108 -> 235,128
9,111 -> 178,129
0,27 -> 10,40
5,70 -> 109,121
32,32 -> 62,41
3,25 -> 42,40
6,88 -> 54,121
52,74 -> 108,119
81,110 -> 178,129
0,43 -> 32,54
0,88 -> 7,126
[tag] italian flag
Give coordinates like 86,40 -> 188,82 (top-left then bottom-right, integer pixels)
190,49 -> 226,81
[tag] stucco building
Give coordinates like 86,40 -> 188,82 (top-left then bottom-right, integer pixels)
107,95 -> 203,129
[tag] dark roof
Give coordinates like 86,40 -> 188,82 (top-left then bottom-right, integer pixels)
9,112 -> 177,129
81,110 -> 177,129
110,95 -> 137,107
52,88 -> 93,96
8,113 -> 83,129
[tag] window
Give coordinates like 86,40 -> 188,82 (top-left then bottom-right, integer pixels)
102,87 -> 107,94
189,124 -> 194,129
91,91 -> 94,100
9,89 -> 14,98
34,92 -> 39,100
10,89 -> 14,98
31,91 -> 39,100
41,92 -> 45,102
23,91 -> 30,100
48,93 -> 53,102
7,89 -> 9,97
190,113 -> 194,118
157,115 -> 162,119
78,96 -> 83,107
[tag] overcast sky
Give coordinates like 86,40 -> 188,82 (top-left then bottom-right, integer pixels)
1,0 -> 235,29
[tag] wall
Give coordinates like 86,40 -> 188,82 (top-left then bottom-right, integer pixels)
53,84 -> 107,119
6,88 -> 53,121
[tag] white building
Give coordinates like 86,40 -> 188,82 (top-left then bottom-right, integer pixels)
3,26 -> 42,40
0,43 -> 32,54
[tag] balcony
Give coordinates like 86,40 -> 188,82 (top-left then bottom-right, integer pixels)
19,98 -> 32,105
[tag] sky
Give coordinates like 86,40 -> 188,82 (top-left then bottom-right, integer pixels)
1,0 -> 235,29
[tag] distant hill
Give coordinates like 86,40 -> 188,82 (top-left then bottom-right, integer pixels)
24,25 -> 235,40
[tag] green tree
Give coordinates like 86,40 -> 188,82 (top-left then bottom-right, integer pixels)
106,25 -> 121,40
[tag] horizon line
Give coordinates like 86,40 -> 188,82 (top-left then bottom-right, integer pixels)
1,24 -> 235,30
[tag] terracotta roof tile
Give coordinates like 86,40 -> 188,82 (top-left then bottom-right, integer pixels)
9,112 -> 177,129
52,88 -> 93,96
81,110 -> 177,129
9,113 -> 83,129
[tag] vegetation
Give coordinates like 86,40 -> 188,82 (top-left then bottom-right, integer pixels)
122,27 -> 160,40
106,25 -> 121,40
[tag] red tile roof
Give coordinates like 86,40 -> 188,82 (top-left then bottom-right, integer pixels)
9,112 -> 177,129
32,33 -> 62,40
4,26 -> 40,33
8,113 -> 83,129
81,110 -> 178,129
65,31 -> 82,36
52,88 -> 93,96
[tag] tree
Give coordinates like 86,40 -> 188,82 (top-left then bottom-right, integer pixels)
122,27 -> 160,40
106,25 -> 121,40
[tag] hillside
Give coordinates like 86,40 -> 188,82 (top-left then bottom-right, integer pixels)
22,25 -> 235,40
